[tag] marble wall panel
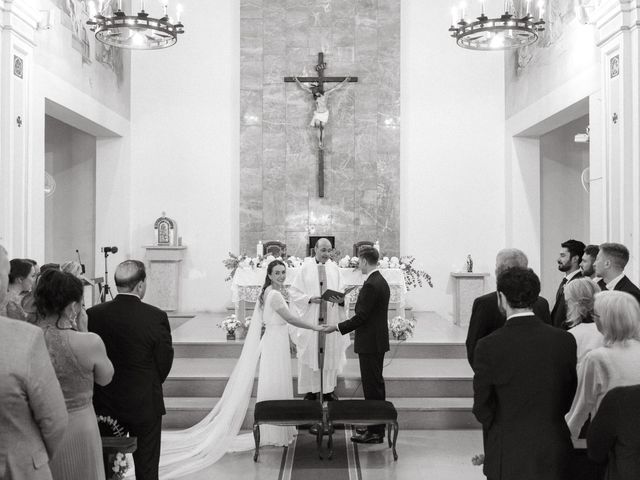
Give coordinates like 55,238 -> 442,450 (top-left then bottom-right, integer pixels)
240,125 -> 262,168
241,0 -> 263,19
240,0 -> 400,256
241,90 -> 263,126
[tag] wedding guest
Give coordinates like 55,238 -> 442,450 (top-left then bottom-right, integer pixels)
565,278 -> 604,367
587,385 -> 640,480
88,260 -> 174,480
324,247 -> 390,444
465,248 -> 551,367
594,243 -> 640,305
0,246 -> 68,480
581,244 -> 600,279
551,239 -> 585,328
473,267 -> 577,480
60,260 -> 88,331
566,291 -> 640,437
1,258 -> 37,321
35,269 -> 114,480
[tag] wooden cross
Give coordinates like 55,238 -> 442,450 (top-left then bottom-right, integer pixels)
285,52 -> 358,198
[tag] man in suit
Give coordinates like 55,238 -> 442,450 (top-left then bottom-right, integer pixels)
551,239 -> 585,328
588,385 -> 640,480
594,242 -> 640,305
473,267 -> 577,480
88,260 -> 174,480
0,245 -> 68,480
465,248 -> 551,366
323,247 -> 390,444
580,244 -> 600,279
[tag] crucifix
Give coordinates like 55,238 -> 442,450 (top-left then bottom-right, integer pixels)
285,52 -> 358,197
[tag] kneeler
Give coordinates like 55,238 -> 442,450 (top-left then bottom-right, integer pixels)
252,400 -> 324,461
326,400 -> 399,461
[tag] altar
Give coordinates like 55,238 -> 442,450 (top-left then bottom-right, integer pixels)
230,267 -> 408,321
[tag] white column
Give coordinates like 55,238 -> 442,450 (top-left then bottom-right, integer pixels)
0,0 -> 38,256
591,0 -> 640,280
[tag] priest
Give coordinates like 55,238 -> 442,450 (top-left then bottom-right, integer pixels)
289,238 -> 350,403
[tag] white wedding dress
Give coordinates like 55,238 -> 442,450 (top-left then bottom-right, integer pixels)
146,288 -> 296,479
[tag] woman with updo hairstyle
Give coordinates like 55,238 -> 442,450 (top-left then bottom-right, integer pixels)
566,290 -> 640,438
564,277 -> 604,367
256,259 -> 323,446
0,258 -> 36,320
35,269 -> 114,480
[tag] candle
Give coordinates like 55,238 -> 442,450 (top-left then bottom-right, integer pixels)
118,0 -> 122,11
459,1 -> 466,21
257,241 -> 263,258
537,0 -> 544,19
526,0 -> 531,15
163,1 -> 168,16
176,3 -> 183,22
374,240 -> 380,253
140,0 -> 145,11
451,6 -> 458,25
479,0 -> 485,15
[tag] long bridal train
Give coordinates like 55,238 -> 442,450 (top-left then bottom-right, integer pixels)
142,307 -> 264,479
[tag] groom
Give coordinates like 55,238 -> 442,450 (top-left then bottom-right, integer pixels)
323,247 -> 390,443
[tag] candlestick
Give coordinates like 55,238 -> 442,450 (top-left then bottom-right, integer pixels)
140,0 -> 145,11
118,0 -> 122,11
526,0 -> 531,15
537,0 -> 544,19
459,1 -> 466,21
479,0 -> 485,15
451,6 -> 458,25
176,3 -> 183,22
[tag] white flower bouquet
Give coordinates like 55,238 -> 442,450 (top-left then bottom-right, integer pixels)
111,452 -> 129,480
388,315 -> 416,341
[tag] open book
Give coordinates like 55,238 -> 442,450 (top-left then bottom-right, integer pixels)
320,285 -> 357,301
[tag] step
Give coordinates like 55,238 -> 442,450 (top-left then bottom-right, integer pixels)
164,358 -> 473,398
163,397 -> 480,430
173,341 -> 467,359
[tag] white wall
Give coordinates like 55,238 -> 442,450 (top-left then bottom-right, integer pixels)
130,0 -> 239,312
400,0 -> 506,318
44,115 -> 96,276
539,115 -> 590,302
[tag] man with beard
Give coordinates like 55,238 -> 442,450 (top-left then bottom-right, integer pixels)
580,245 -> 599,279
551,239 -> 585,328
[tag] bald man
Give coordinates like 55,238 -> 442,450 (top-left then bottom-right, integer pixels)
289,238 -> 350,404
88,260 -> 173,480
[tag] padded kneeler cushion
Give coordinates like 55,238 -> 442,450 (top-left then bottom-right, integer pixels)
328,400 -> 398,421
254,400 -> 323,422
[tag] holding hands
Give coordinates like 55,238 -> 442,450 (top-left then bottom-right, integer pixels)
320,324 -> 338,333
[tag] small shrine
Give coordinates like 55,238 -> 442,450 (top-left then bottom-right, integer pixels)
154,212 -> 178,246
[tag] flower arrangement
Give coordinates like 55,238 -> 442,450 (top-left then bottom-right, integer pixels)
337,255 -> 433,291
218,313 -> 242,334
96,415 -> 129,480
111,453 -> 129,480
223,253 -> 304,280
388,315 -> 416,341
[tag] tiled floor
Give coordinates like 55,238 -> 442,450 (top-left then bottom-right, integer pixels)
174,430 -> 485,480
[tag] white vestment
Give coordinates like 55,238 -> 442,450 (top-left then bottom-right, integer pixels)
289,258 -> 350,394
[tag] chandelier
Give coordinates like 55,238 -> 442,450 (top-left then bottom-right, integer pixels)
87,0 -> 185,50
449,1 -> 545,51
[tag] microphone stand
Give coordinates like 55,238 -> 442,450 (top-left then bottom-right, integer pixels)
100,251 -> 113,303
318,281 -> 327,430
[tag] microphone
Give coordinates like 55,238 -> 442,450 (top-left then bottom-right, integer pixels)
75,249 -> 86,275
319,281 -> 325,325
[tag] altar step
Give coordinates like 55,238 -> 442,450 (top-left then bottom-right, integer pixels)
164,358 -> 473,399
164,396 -> 477,430
164,312 -> 480,431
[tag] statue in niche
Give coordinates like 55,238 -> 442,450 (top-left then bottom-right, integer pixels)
154,212 -> 178,246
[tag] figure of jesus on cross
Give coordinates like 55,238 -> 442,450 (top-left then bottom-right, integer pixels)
285,52 -> 358,197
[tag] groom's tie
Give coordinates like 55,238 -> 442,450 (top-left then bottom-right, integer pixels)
555,277 -> 568,303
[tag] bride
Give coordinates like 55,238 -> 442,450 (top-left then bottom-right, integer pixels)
152,260 -> 322,479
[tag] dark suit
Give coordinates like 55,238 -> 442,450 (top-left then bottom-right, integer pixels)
473,314 -> 577,480
88,294 -> 174,480
465,292 -> 551,366
588,385 -> 640,480
601,275 -> 640,306
551,271 -> 584,328
338,270 -> 390,435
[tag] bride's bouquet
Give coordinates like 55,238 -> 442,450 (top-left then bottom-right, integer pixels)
388,315 -> 416,341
